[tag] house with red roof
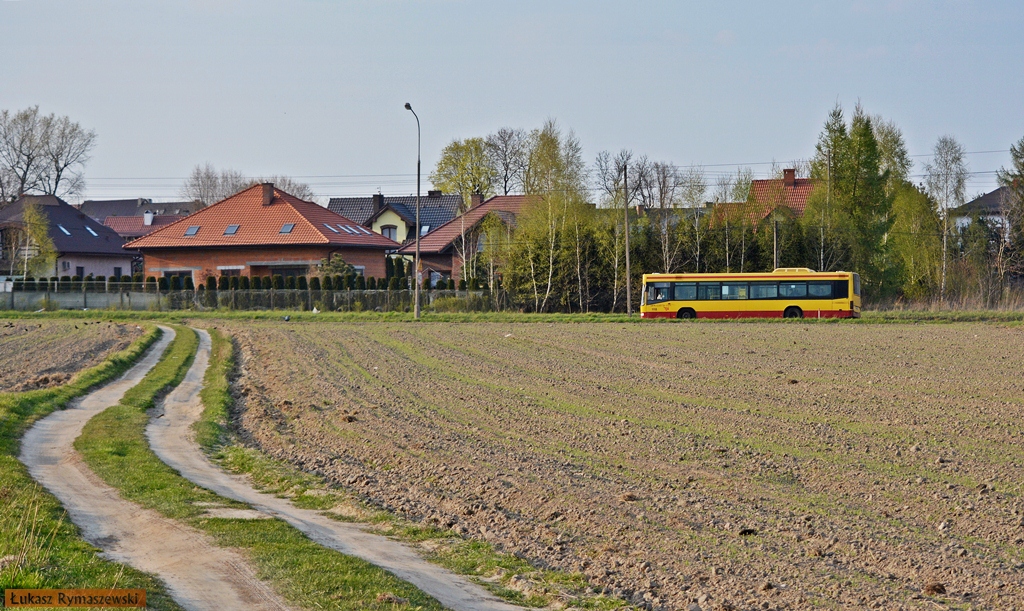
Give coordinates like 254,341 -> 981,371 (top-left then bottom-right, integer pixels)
104,213 -> 183,242
747,169 -> 817,221
396,195 -> 533,282
125,183 -> 399,283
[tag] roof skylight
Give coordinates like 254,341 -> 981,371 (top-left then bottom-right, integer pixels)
85,226 -> 99,237
280,223 -> 295,234
358,226 -> 372,235
224,224 -> 240,235
184,226 -> 200,236
420,225 -> 430,236
339,225 -> 355,234
57,224 -> 71,236
323,223 -> 339,233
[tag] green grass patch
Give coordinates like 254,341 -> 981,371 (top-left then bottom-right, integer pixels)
76,325 -> 446,611
193,328 -> 234,450
0,325 -> 182,609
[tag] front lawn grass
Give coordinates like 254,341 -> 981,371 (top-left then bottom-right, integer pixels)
76,325 -> 445,611
0,325 -> 182,610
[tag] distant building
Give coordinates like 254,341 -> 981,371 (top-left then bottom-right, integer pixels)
396,195 -> 532,282
103,213 -> 184,242
327,190 -> 462,243
79,198 -> 204,222
747,169 -> 817,221
0,195 -> 137,279
949,186 -> 1010,234
126,183 -> 399,283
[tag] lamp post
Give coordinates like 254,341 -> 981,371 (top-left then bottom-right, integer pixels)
405,102 -> 421,319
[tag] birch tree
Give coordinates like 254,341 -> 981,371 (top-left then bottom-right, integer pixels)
925,136 -> 969,302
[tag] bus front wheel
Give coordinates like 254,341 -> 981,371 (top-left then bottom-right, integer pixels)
677,308 -> 696,320
783,306 -> 803,319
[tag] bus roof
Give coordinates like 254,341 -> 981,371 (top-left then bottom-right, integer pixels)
642,269 -> 853,281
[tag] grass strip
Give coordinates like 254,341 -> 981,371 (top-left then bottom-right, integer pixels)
2,307 -> 1023,324
0,325 -> 182,610
200,331 -> 629,610
76,326 -> 445,611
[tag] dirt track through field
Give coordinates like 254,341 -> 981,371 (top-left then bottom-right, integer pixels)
20,326 -> 293,611
147,328 -> 524,611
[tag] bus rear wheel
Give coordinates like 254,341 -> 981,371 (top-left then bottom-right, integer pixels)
783,306 -> 803,319
677,308 -> 696,320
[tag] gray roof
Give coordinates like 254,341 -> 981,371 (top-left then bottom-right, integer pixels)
950,187 -> 1009,217
327,193 -> 462,233
0,195 -> 137,256
79,198 -> 205,221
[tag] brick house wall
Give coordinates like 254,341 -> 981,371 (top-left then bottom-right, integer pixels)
140,245 -> 387,283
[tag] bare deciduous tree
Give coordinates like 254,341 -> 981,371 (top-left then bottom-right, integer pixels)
925,136 -> 969,302
680,165 -> 708,271
486,128 -> 529,195
0,106 -> 95,203
180,163 -> 315,205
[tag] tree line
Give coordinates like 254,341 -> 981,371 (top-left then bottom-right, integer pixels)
431,107 -> 1024,311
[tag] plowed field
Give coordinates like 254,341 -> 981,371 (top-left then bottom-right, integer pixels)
0,320 -> 142,391
222,321 -> 1024,611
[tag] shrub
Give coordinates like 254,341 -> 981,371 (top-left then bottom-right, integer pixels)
459,279 -> 467,290
50,276 -> 59,289
262,275 -> 272,290
470,277 -> 479,290
356,275 -> 366,290
240,275 -> 250,290
217,275 -> 228,291
367,277 -> 376,290
133,272 -> 142,284
389,276 -> 400,291
297,276 -> 308,290
273,275 -> 284,290
157,277 -> 169,292
145,276 -> 156,292
170,276 -> 182,291
385,257 -> 394,279
285,276 -> 296,290
394,258 -> 405,278
321,275 -> 333,290
229,276 -> 239,290
250,276 -> 261,290
309,277 -> 321,290
121,275 -> 132,284
206,276 -> 217,291
334,275 -> 344,290
184,276 -> 195,290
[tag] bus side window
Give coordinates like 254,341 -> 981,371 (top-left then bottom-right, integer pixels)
722,282 -> 748,299
750,282 -> 778,299
833,280 -> 849,299
698,282 -> 722,300
853,273 -> 861,296
674,282 -> 696,300
808,281 -> 832,299
648,282 -> 671,303
779,282 -> 807,298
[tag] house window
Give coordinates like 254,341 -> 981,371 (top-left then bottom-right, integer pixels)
61,261 -> 70,272
224,224 -> 240,235
381,225 -> 397,241
75,266 -> 84,279
280,223 -> 295,234
113,267 -> 122,279
184,226 -> 200,236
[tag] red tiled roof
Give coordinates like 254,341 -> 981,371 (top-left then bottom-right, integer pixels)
747,177 -> 817,218
397,195 -> 534,255
125,184 -> 400,250
103,215 -> 184,238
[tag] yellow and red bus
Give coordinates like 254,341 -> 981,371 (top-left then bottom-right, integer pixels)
640,268 -> 861,319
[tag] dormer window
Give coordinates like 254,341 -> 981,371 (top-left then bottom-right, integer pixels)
57,224 -> 71,236
85,226 -> 99,237
184,226 -> 200,236
381,225 -> 397,241
224,224 -> 240,235
280,223 -> 295,234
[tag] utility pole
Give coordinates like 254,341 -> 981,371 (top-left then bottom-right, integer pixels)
773,219 -> 779,269
821,150 -> 829,272
623,163 -> 632,316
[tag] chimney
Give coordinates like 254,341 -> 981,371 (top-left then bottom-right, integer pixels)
143,210 -> 154,226
372,193 -> 384,212
428,190 -> 442,198
783,169 -> 796,187
261,183 -> 274,206
470,193 -> 484,208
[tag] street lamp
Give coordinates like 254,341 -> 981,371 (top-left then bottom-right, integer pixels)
405,102 -> 421,319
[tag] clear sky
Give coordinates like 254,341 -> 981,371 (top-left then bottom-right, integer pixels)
2,0 -> 1021,201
